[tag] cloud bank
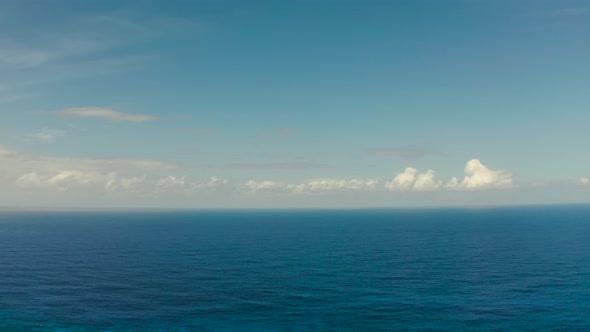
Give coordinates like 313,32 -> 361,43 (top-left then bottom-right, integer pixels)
2,145 -> 515,197
247,159 -> 513,194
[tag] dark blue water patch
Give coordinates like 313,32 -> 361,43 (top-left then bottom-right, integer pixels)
0,206 -> 589,331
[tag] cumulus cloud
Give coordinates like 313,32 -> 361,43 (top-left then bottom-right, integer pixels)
58,107 -> 154,122
446,159 -> 513,190
384,168 -> 442,192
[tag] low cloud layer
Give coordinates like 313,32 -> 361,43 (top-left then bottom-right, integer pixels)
246,178 -> 380,194
58,107 -> 154,122
248,159 -> 513,194
1,145 -> 515,198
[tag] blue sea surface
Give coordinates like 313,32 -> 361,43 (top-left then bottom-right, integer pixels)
0,206 -> 589,331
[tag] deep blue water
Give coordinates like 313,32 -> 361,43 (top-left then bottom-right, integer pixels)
0,206 -> 589,331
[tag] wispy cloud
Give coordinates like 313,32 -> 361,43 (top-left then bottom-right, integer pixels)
175,127 -> 215,135
176,148 -> 200,154
258,127 -> 296,138
208,162 -> 334,170
367,147 -> 444,159
548,7 -> 590,17
245,178 -> 380,194
29,128 -> 66,142
58,107 -> 154,122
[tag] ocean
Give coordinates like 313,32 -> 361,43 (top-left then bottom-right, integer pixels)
0,206 -> 588,331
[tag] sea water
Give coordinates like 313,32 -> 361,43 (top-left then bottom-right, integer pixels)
0,206 -> 589,331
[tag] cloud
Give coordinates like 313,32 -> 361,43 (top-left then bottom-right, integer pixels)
0,49 -> 57,67
368,147 -> 443,159
384,168 -> 442,192
29,127 -> 66,142
245,178 -> 380,194
1,144 -> 232,194
245,180 -> 291,193
446,159 -> 513,190
155,176 -> 187,192
580,177 -> 590,186
0,144 -> 174,187
293,178 -> 380,193
16,170 -> 144,192
16,170 -> 228,194
2,144 -> 514,198
57,107 -> 154,122
200,176 -> 229,189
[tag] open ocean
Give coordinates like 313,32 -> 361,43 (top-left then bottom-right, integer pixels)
0,206 -> 588,331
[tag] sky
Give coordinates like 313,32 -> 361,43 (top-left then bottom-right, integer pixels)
1,0 -> 590,209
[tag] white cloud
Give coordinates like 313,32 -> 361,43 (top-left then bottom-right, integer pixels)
385,167 -> 442,192
385,167 -> 418,191
294,178 -> 380,193
414,170 -> 443,191
446,159 -> 513,190
2,144 -> 515,199
246,178 -> 380,194
58,107 -> 154,122
1,144 -> 233,195
155,175 -> 229,193
16,171 -> 146,193
17,170 -> 117,191
0,144 -> 173,192
580,177 -> 590,186
246,180 -> 291,193
200,176 -> 229,189
29,127 -> 66,142
105,176 -> 146,192
155,176 -> 187,192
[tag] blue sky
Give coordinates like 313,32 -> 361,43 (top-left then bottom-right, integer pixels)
1,0 -> 590,208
